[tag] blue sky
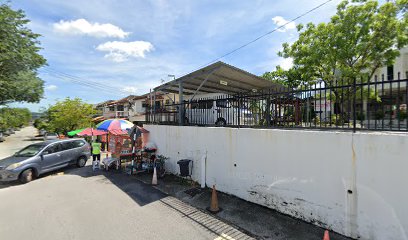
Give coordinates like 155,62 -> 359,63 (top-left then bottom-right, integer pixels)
9,0 -> 342,111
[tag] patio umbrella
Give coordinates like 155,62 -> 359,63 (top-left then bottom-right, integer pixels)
67,128 -> 86,137
77,128 -> 107,136
96,119 -> 133,132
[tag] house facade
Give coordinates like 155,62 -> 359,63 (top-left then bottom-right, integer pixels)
372,46 -> 408,81
94,96 -> 135,120
129,92 -> 178,123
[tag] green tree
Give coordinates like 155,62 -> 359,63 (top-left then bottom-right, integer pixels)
280,0 -> 407,85
45,98 -> 97,134
0,3 -> 46,104
261,66 -> 304,88
0,108 -> 31,130
275,0 -> 407,121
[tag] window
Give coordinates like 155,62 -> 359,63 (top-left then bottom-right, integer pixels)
73,140 -> 85,148
197,100 -> 213,109
61,141 -> 74,151
117,105 -> 124,111
43,144 -> 62,155
155,101 -> 161,108
109,106 -> 115,111
142,102 -> 148,108
14,144 -> 45,157
216,99 -> 230,108
387,65 -> 394,81
165,99 -> 170,105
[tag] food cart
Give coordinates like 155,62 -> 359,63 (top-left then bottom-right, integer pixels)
102,126 -> 164,177
102,129 -> 131,170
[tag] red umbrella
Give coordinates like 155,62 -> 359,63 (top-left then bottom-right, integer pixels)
77,128 -> 107,136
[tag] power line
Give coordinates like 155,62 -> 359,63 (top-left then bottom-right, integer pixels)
196,0 -> 334,69
41,0 -> 334,95
43,67 -> 127,92
41,68 -> 132,96
42,68 -> 121,95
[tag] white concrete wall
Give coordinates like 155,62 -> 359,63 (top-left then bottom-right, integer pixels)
144,124 -> 408,240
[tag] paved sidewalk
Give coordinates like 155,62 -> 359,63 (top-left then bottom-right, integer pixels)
134,174 -> 351,240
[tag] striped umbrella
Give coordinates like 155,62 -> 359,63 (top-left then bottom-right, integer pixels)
96,119 -> 133,132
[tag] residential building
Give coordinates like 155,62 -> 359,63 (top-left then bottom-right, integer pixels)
372,46 -> 408,81
129,92 -> 178,123
94,96 -> 135,120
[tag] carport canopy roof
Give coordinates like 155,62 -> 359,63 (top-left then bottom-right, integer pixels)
154,61 -> 282,95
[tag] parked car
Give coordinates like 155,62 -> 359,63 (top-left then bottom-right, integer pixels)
0,132 -> 4,142
38,129 -> 46,136
3,129 -> 11,136
185,98 -> 254,126
43,132 -> 59,141
0,139 -> 91,183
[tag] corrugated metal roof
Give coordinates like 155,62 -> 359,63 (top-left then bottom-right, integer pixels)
154,61 -> 282,95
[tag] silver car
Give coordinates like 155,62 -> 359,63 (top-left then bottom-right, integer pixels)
43,132 -> 59,141
0,139 -> 91,183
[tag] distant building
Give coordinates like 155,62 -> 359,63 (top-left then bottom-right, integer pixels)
129,92 -> 178,123
371,46 -> 408,81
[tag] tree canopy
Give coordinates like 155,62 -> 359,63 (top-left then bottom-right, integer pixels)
0,3 -> 46,104
0,108 -> 31,130
264,0 -> 408,87
261,66 -> 304,88
44,98 -> 97,134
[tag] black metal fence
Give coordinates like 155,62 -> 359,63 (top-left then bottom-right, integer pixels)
146,76 -> 408,132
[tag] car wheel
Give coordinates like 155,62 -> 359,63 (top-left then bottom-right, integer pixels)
19,169 -> 34,184
215,118 -> 226,126
77,156 -> 87,168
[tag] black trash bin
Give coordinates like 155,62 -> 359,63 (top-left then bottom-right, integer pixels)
177,159 -> 192,177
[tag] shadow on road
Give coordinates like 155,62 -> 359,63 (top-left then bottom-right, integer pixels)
64,164 -> 167,207
1,163 -> 166,207
22,137 -> 43,141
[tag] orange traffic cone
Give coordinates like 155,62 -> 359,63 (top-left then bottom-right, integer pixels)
152,167 -> 158,185
323,230 -> 330,240
206,185 -> 222,213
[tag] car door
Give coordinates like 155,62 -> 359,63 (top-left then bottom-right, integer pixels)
60,141 -> 76,164
40,143 -> 64,173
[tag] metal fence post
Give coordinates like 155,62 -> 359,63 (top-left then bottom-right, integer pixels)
179,80 -> 184,126
353,77 -> 357,133
237,93 -> 241,128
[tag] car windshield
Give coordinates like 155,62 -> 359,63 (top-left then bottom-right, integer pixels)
14,144 -> 45,157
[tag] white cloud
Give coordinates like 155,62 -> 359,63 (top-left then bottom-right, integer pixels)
279,58 -> 293,70
53,19 -> 129,38
272,16 -> 296,32
45,85 -> 58,91
96,41 -> 154,62
122,86 -> 138,94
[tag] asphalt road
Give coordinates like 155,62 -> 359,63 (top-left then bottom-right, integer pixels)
0,127 -> 252,240
0,126 -> 41,159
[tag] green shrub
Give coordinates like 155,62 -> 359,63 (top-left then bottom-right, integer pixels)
356,112 -> 365,122
398,110 -> 407,121
374,109 -> 385,120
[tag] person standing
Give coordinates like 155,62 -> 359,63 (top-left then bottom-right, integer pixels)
92,139 -> 102,170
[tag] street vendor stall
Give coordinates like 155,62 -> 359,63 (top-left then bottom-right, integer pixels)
94,119 -> 164,177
